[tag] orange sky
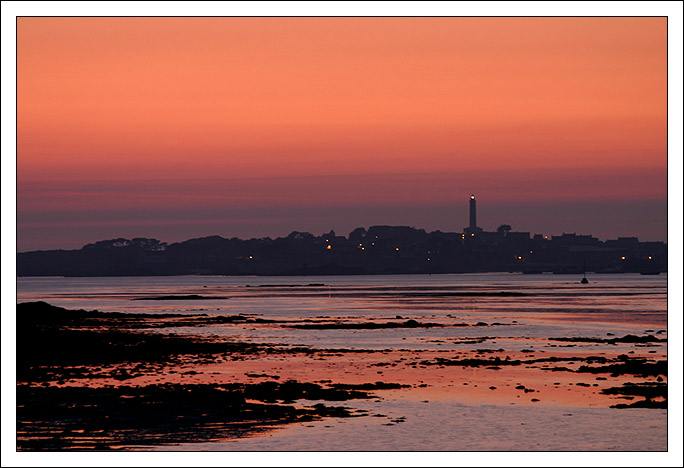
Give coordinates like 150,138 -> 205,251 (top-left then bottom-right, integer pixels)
17,17 -> 667,250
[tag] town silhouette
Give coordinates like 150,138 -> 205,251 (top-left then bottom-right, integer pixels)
18,195 -> 666,277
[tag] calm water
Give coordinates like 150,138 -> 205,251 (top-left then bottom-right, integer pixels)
17,273 -> 667,348
16,273 -> 668,451
17,272 -> 666,319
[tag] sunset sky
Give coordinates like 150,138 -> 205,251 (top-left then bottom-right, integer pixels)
16,17 -> 668,251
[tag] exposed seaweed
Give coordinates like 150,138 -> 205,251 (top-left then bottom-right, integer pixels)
17,382 -> 366,451
549,335 -> 666,345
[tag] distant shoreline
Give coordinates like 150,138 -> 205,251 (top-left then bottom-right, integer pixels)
16,271 -> 666,279
16,229 -> 667,277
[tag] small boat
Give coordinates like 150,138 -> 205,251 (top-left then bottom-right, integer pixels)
580,261 -> 589,284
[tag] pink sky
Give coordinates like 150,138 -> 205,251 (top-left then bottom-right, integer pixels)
17,17 -> 667,250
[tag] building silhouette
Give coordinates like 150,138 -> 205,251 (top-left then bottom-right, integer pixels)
16,193 -> 667,276
464,194 -> 483,236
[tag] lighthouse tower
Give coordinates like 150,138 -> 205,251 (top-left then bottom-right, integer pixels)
469,194 -> 477,230
464,194 -> 483,236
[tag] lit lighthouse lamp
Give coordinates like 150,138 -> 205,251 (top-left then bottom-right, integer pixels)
464,195 -> 483,236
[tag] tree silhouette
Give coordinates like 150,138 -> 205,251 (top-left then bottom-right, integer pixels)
497,224 -> 512,235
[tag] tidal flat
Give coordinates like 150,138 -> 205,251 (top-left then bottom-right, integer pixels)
16,274 -> 667,451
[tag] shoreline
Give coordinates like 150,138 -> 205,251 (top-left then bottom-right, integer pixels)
16,300 -> 667,450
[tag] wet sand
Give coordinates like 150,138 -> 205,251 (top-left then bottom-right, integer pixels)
16,298 -> 667,451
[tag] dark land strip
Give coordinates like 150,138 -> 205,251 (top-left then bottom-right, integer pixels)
415,353 -> 666,378
17,301 -> 512,333
130,290 -> 530,300
549,335 -> 666,344
288,319 -> 508,329
17,382 -> 369,451
132,294 -> 229,300
600,382 -> 668,409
